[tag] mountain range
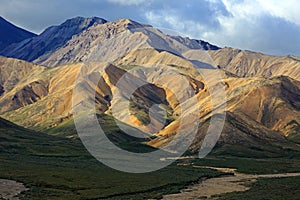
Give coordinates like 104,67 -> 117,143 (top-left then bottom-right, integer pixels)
0,16 -> 299,156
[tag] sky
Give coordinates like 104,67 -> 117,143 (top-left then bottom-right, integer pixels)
0,0 -> 300,56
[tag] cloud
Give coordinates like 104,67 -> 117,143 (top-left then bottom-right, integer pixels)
210,0 -> 300,55
144,0 -> 229,37
143,0 -> 300,55
256,0 -> 300,26
106,0 -> 149,6
145,10 -> 208,38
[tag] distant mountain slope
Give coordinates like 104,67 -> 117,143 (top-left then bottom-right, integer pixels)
0,17 -> 219,67
30,16 -> 299,80
1,17 -> 107,62
0,16 -> 36,51
1,16 -> 299,83
34,18 -> 219,67
0,56 -> 47,113
209,48 -> 300,81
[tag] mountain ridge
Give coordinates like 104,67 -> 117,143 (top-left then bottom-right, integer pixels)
0,16 -> 36,51
0,16 -> 220,67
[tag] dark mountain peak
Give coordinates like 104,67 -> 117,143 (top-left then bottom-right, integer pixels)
0,16 -> 36,51
61,16 -> 107,28
1,16 -> 108,62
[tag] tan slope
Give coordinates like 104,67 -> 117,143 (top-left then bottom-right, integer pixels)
1,63 -> 82,128
196,75 -> 300,137
1,62 -> 104,129
208,48 -> 300,81
1,48 -> 299,152
0,56 -> 208,136
0,56 -> 47,113
148,75 -> 300,150
225,76 -> 300,136
1,62 -> 172,133
0,56 -> 46,92
2,57 -> 299,139
2,62 -> 110,129
115,48 -> 194,69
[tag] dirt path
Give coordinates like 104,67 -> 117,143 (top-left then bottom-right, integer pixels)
0,179 -> 27,200
162,166 -> 300,200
